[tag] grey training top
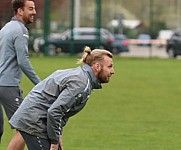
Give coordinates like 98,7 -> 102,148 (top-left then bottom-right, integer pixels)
10,64 -> 102,144
0,17 -> 41,86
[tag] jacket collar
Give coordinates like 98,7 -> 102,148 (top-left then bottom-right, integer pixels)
81,64 -> 102,89
11,16 -> 24,24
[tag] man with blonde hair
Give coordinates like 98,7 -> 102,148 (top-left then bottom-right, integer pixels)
9,46 -> 115,150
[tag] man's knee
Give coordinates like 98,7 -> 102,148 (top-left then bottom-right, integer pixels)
7,131 -> 25,150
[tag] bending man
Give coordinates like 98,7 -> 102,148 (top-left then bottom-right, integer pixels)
9,46 -> 115,150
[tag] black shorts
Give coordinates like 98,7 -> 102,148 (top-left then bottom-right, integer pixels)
0,86 -> 23,121
20,131 -> 61,150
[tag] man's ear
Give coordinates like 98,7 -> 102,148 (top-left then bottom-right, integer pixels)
91,62 -> 101,76
17,8 -> 24,16
95,62 -> 101,72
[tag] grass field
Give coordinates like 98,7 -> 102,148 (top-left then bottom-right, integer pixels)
1,56 -> 181,150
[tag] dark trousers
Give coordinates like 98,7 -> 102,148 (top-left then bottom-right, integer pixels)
0,104 -> 3,143
20,131 -> 61,150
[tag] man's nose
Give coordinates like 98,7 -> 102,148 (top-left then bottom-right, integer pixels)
111,68 -> 115,74
33,9 -> 36,15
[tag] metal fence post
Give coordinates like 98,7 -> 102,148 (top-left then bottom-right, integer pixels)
43,0 -> 50,56
95,0 -> 101,48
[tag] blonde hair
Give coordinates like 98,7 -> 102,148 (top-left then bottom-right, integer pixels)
77,46 -> 113,65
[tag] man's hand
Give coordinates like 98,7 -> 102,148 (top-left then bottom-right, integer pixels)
49,135 -> 63,150
59,135 -> 64,150
50,144 -> 59,150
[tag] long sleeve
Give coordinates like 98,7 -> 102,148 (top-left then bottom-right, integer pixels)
15,33 -> 41,85
47,79 -> 87,144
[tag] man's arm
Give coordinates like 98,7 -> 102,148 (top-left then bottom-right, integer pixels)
15,34 -> 41,85
47,79 -> 85,144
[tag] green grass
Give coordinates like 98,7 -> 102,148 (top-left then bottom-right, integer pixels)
1,56 -> 181,150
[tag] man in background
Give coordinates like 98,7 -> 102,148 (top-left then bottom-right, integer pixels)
0,0 -> 41,149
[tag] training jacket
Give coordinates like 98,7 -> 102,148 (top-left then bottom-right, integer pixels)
0,17 -> 41,86
10,64 -> 102,144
